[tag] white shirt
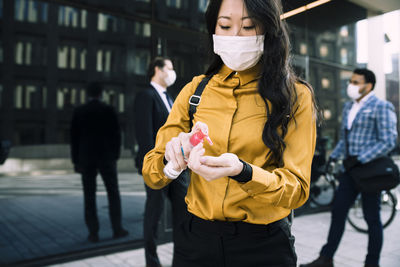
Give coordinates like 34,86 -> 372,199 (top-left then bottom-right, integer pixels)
347,91 -> 374,130
151,81 -> 171,113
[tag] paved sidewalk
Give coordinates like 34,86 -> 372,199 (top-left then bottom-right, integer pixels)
48,210 -> 400,267
1,170 -> 399,266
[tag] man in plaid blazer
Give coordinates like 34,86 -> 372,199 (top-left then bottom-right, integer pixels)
301,69 -> 397,267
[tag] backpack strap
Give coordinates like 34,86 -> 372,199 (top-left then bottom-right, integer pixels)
188,76 -> 212,129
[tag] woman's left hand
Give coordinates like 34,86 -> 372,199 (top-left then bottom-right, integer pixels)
187,143 -> 243,181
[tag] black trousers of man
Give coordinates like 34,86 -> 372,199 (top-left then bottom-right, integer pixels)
144,171 -> 189,267
81,161 -> 124,235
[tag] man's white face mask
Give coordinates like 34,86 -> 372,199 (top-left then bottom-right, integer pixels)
346,83 -> 362,100
213,34 -> 264,71
164,69 -> 176,87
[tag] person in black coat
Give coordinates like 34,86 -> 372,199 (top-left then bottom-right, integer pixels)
134,57 -> 189,267
70,82 -> 128,243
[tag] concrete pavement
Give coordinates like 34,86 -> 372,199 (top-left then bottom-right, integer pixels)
0,170 -> 399,266
48,211 -> 400,267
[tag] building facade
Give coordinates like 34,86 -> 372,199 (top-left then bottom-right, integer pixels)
0,0 -> 375,153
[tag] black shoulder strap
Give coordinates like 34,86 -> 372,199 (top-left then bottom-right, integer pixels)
188,76 -> 212,129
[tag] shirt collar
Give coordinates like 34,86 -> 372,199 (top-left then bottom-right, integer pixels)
151,81 -> 167,94
354,91 -> 374,105
218,63 -> 262,86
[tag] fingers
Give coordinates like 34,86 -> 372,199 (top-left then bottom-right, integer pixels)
189,153 -> 242,181
192,121 -> 209,136
178,132 -> 191,159
165,136 -> 187,171
200,155 -> 231,167
187,143 -> 205,171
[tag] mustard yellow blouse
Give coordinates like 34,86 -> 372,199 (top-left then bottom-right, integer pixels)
142,64 -> 316,225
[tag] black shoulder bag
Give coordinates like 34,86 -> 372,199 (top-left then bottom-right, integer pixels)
345,133 -> 400,193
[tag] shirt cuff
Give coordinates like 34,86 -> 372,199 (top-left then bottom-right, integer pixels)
229,159 -> 253,183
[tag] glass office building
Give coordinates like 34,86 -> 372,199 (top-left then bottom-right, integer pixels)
0,0 -> 398,152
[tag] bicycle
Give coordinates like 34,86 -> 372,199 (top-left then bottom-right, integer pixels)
320,160 -> 398,233
347,189 -> 397,233
309,137 -> 337,207
309,165 -> 337,207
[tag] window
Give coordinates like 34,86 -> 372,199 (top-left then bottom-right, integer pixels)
198,0 -> 208,12
25,85 -> 36,109
98,13 -> 118,32
340,48 -> 348,65
57,86 -> 85,109
166,0 -> 182,8
96,49 -> 112,72
58,6 -> 86,28
58,45 -> 87,70
80,89 -> 86,104
15,41 -> 32,65
15,86 -> 23,109
119,93 -> 124,113
97,47 -> 121,73
134,22 -> 151,37
15,39 -> 46,66
102,86 -> 124,112
58,46 -> 68,68
57,88 -> 66,109
15,0 -> 48,23
127,49 -> 150,75
340,26 -> 349,38
80,49 -> 87,70
103,90 -> 116,106
300,43 -> 308,55
70,47 -> 76,69
14,84 -> 45,109
319,44 -> 329,58
321,78 -> 331,89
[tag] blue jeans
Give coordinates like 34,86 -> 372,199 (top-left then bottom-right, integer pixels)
320,172 -> 382,266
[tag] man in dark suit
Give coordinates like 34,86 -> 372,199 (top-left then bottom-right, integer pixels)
70,82 -> 129,243
134,57 -> 188,267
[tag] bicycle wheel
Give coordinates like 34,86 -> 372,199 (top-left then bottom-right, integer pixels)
347,191 -> 397,233
309,173 -> 336,207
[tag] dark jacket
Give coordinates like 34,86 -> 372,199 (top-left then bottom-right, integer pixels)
134,86 -> 170,174
70,99 -> 121,166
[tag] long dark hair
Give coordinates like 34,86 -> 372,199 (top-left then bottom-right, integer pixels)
205,0 -> 318,166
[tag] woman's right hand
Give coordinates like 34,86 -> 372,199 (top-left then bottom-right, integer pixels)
164,122 -> 210,172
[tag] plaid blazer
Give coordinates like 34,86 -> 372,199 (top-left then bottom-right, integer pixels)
331,94 -> 398,164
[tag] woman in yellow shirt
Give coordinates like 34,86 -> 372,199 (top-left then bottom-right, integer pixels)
142,0 -> 317,266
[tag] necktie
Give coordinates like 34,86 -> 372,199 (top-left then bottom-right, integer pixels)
164,91 -> 173,108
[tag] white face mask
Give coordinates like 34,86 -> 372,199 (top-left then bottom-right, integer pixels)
213,34 -> 264,71
164,70 -> 176,87
346,84 -> 362,100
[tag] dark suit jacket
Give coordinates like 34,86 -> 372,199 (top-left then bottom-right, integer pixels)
70,99 -> 121,166
134,86 -> 171,174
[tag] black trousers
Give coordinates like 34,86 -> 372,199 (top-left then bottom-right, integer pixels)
320,172 -> 382,265
173,214 -> 297,267
144,171 -> 189,267
81,161 -> 123,235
